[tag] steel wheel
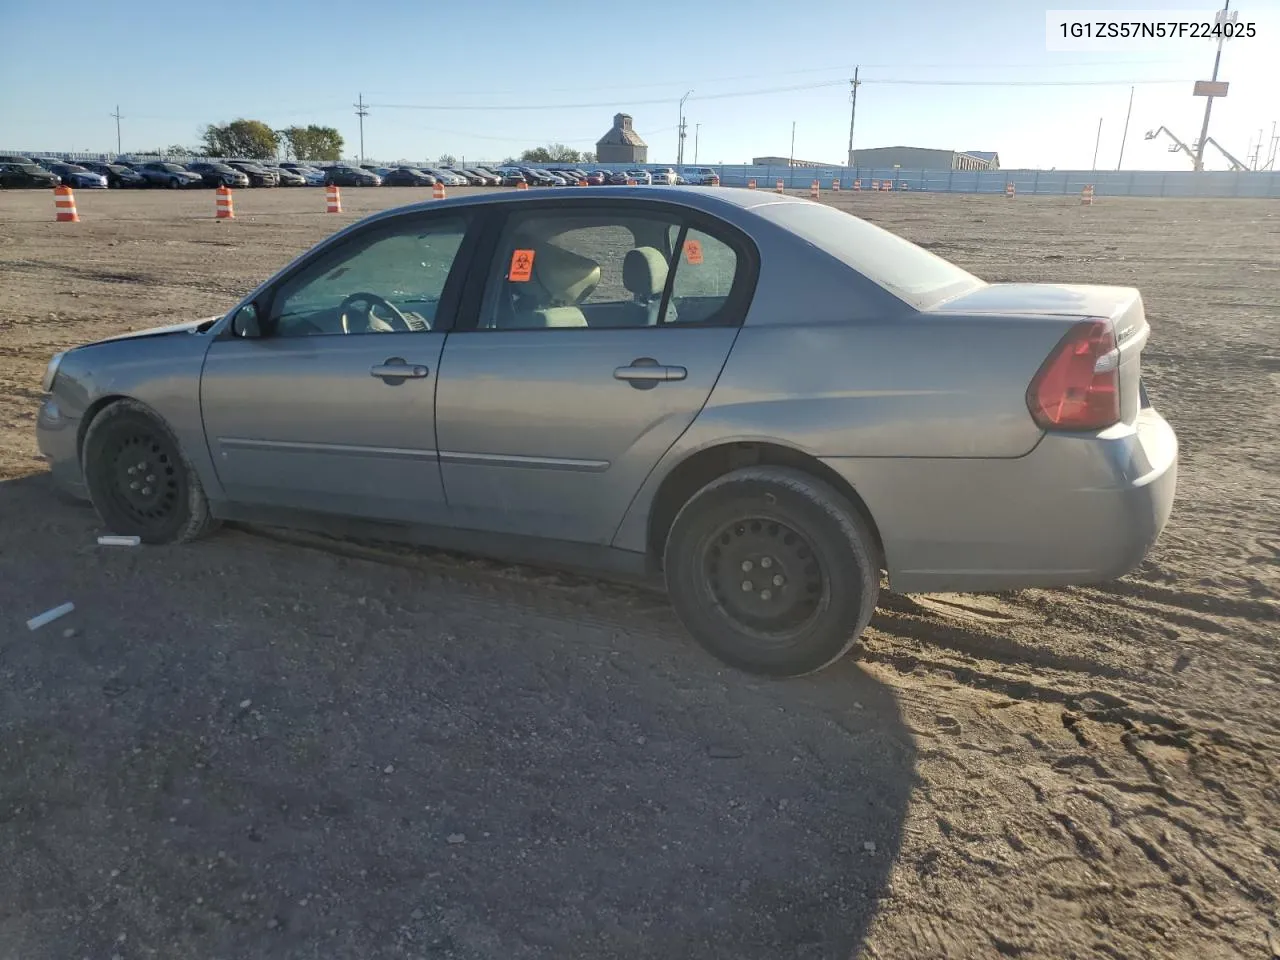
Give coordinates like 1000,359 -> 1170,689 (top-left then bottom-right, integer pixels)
82,400 -> 217,544
664,466 -> 880,678
700,515 -> 828,643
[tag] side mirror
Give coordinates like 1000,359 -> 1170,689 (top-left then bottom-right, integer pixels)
230,302 -> 263,339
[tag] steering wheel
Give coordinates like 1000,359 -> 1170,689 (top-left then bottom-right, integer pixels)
338,291 -> 413,334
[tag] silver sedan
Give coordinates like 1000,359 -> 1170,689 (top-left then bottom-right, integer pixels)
36,186 -> 1178,677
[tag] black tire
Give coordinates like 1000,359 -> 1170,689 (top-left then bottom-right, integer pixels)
81,399 -> 218,544
168,177 -> 180,189
663,466 -> 880,678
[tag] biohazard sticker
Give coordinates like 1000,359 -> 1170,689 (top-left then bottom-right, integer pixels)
509,249 -> 535,282
683,239 -> 703,265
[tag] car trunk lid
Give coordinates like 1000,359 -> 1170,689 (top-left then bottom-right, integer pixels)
930,282 -> 1148,426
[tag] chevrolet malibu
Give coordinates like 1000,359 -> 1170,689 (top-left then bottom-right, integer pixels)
36,187 -> 1177,677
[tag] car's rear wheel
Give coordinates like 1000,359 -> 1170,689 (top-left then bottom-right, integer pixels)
82,399 -> 218,544
664,466 -> 880,678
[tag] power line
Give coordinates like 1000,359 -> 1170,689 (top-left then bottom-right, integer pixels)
367,76 -> 1194,114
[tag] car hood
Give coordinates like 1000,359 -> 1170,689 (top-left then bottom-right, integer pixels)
84,317 -> 220,347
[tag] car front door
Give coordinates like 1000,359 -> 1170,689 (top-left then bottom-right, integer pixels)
434,200 -> 756,545
199,210 -> 476,524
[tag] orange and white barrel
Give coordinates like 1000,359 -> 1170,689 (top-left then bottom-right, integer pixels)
832,179 -> 840,191
775,179 -> 784,193
747,178 -> 757,190
432,181 -> 446,199
325,184 -> 342,213
870,179 -> 879,191
809,180 -> 819,198
853,179 -> 861,191
1081,184 -> 1095,205
516,180 -> 528,190
54,185 -> 78,223
215,185 -> 234,219
1005,181 -> 1016,199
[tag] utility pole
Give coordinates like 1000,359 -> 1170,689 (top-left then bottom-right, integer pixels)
677,90 -> 693,166
694,123 -> 700,164
1117,86 -> 1134,170
847,67 -> 860,168
1092,117 -> 1103,169
1194,0 -> 1234,171
110,105 -> 124,156
1266,120 -> 1278,170
790,120 -> 796,167
354,93 -> 369,165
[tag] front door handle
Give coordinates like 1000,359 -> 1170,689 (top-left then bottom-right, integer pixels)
370,357 -> 429,382
614,357 -> 688,385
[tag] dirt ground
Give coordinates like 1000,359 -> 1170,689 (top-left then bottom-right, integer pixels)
0,186 -> 1277,960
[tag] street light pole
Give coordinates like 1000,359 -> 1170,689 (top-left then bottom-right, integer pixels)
677,90 -> 693,166
1194,0 -> 1233,171
694,123 -> 700,164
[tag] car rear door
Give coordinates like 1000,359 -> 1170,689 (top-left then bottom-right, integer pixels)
199,209 -> 479,524
433,199 -> 757,544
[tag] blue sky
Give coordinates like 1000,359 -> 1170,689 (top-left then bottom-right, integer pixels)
1,0 -> 1276,170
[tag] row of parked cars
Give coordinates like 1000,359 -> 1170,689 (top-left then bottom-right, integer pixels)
328,163 -> 721,188
0,153 -> 725,190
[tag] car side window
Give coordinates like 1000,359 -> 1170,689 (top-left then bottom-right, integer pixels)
269,215 -> 469,338
663,226 -> 740,324
476,208 -> 744,330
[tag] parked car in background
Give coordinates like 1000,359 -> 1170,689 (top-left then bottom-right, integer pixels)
136,161 -> 204,189
459,168 -> 497,186
31,157 -> 64,172
519,167 -> 559,187
625,169 -> 653,185
582,170 -> 607,185
449,169 -> 486,186
469,166 -> 504,184
681,166 -> 720,185
0,154 -> 37,165
649,167 -> 678,185
419,167 -> 466,187
272,166 -> 307,187
35,186 -> 1178,679
186,162 -> 250,189
226,160 -> 279,187
81,161 -> 147,188
280,162 -> 328,186
593,169 -> 630,185
325,165 -> 381,187
0,162 -> 59,189
495,168 -> 528,187
48,163 -> 109,189
381,166 -> 437,187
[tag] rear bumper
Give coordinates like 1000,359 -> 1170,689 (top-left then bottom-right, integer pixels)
822,407 -> 1178,593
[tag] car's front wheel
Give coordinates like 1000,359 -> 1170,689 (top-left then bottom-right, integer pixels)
664,466 -> 880,678
82,399 -> 218,544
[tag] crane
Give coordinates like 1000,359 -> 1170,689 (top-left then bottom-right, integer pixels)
1145,126 -> 1249,172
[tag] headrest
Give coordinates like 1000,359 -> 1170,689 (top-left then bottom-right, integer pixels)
623,247 -> 669,299
512,237 -> 601,307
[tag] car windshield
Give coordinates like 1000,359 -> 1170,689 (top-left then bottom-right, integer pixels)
16,164 -> 44,174
207,163 -> 234,172
160,163 -> 186,173
236,163 -> 264,172
755,200 -> 983,308
56,164 -> 87,173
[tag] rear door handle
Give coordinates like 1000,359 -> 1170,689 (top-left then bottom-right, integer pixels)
614,358 -> 688,383
370,358 -> 429,381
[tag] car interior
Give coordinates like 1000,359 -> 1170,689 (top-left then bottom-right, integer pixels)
480,215 -> 734,330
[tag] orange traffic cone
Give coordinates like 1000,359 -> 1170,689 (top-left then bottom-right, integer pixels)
516,181 -> 528,190
54,185 -> 78,222
432,181 -> 446,199
578,178 -> 588,186
326,184 -> 341,213
747,179 -> 757,190
215,185 -> 234,219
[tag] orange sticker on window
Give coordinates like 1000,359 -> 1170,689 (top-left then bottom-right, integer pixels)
509,248 -> 535,282
683,239 -> 703,265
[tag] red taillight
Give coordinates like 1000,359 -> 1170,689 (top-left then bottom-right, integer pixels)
1027,319 -> 1121,431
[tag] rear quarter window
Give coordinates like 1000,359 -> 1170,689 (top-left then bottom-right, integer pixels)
756,200 -> 984,309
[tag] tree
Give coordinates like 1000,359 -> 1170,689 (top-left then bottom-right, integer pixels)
201,119 -> 280,159
581,151 -> 596,164
166,144 -> 195,157
438,153 -> 457,166
280,125 -> 345,162
520,143 -> 582,164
